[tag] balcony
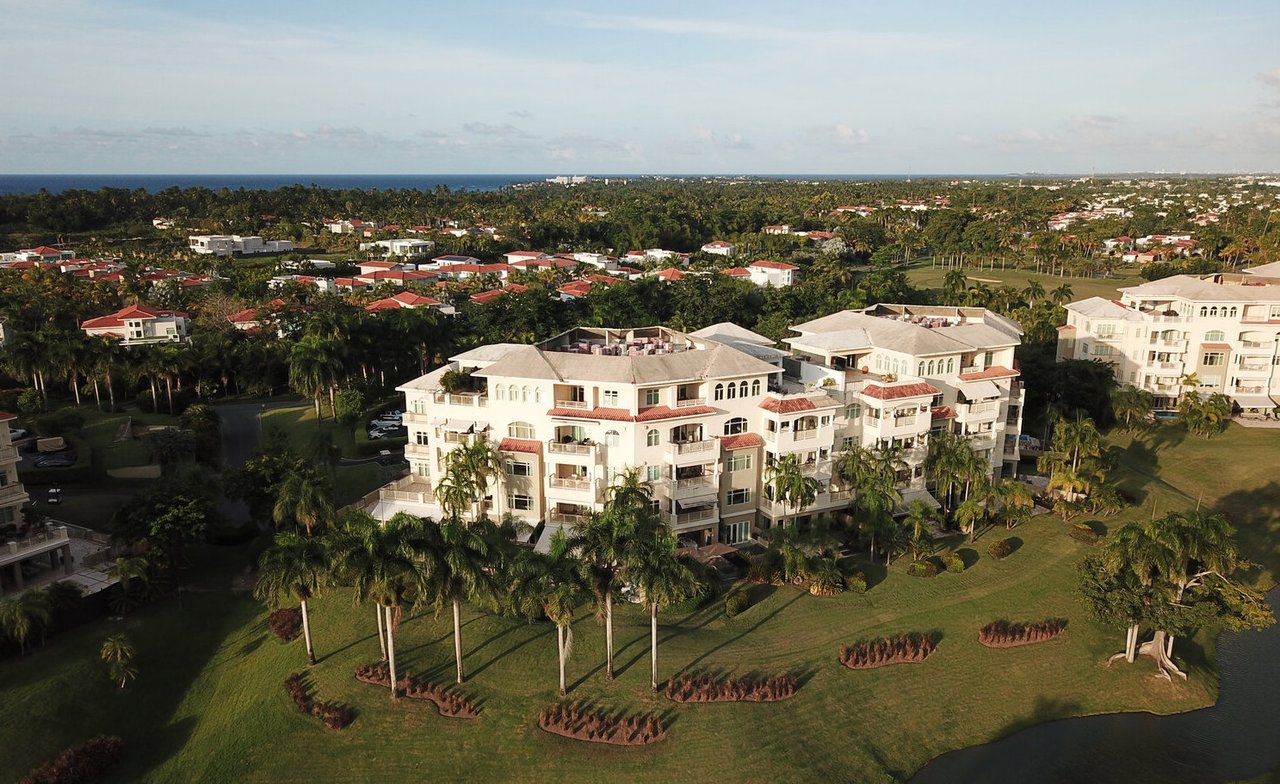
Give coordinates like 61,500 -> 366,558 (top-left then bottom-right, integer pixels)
547,440 -> 598,457
799,459 -> 832,477
674,397 -> 706,409
442,431 -> 483,445
549,511 -> 589,526
1234,385 -> 1267,395
668,506 -> 718,531
430,391 -> 488,407
404,442 -> 431,458
961,365 -> 982,375
1147,360 -> 1182,371
547,476 -> 597,502
793,428 -> 819,441
554,399 -> 591,410
668,438 -> 718,464
1152,339 -> 1188,352
402,411 -> 431,425
378,476 -> 433,504
669,474 -> 717,498
0,483 -> 30,504
965,432 -> 997,451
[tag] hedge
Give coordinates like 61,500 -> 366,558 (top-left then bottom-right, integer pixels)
1070,524 -> 1100,544
988,538 -> 1015,560
943,553 -> 965,573
906,561 -> 939,578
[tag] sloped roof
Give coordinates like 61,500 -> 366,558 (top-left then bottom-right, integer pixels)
1065,296 -> 1144,321
473,337 -> 778,385
860,382 -> 939,400
719,433 -> 763,450
690,322 -> 775,347
82,305 -> 187,329
498,438 -> 542,453
759,397 -> 816,414
788,309 -> 1016,354
1119,275 -> 1279,303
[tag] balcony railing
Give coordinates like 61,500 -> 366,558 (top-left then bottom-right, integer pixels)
961,365 -> 982,375
554,399 -> 590,410
1234,386 -> 1266,395
670,507 -> 717,527
548,476 -> 593,491
672,475 -> 716,492
403,442 -> 431,457
548,440 -> 596,456
431,391 -> 488,407
793,429 -> 819,441
1148,361 -> 1181,371
799,460 -> 830,476
963,401 -> 998,414
670,439 -> 717,455
675,397 -> 706,408
402,411 -> 430,425
0,483 -> 30,504
549,512 -> 589,526
0,445 -> 18,463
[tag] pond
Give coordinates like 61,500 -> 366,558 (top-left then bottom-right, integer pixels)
911,587 -> 1280,784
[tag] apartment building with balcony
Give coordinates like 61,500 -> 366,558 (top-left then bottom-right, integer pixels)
1057,273 -> 1280,411
81,305 -> 190,345
0,413 -> 30,535
361,306 -> 1024,546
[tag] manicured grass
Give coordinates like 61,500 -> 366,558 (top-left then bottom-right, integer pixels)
78,408 -> 177,471
259,404 -> 396,506
1,425 -> 1272,782
905,261 -> 1147,303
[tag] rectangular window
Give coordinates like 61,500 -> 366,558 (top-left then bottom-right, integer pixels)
820,415 -> 832,427
727,488 -> 751,506
841,436 -> 854,450
1202,353 -> 1224,366
646,465 -> 662,482
416,462 -> 430,477
603,390 -> 619,406
1093,344 -> 1113,357
506,494 -> 533,511
506,461 -> 532,476
644,389 -> 660,406
415,432 -> 429,446
866,408 -> 881,421
728,453 -> 752,472
930,394 -> 943,408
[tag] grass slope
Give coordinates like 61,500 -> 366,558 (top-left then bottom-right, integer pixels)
0,426 -> 1274,783
905,261 -> 1147,303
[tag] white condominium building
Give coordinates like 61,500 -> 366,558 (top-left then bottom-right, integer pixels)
1057,273 -> 1280,411
0,412 -> 29,534
362,306 -> 1024,546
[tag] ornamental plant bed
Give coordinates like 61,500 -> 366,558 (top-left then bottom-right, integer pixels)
268,607 -> 302,642
663,672 -> 798,703
20,735 -> 124,784
979,619 -> 1066,648
353,662 -> 480,719
284,673 -> 354,730
537,701 -> 667,746
839,633 -> 936,669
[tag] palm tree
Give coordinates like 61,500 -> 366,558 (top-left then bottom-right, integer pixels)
953,496 -> 986,544
1110,385 -> 1153,430
100,634 -> 136,689
254,531 -> 329,666
901,500 -> 938,561
108,555 -> 151,616
273,466 -> 334,535
0,590 -> 52,655
1147,511 -> 1239,659
1049,283 -> 1074,304
993,478 -> 1035,529
1022,279 -> 1046,306
327,512 -> 432,699
509,529 -> 590,696
289,335 -> 343,418
764,454 -> 819,529
425,518 -> 494,684
1102,523 -> 1171,663
627,530 -> 696,690
446,439 -> 506,521
434,464 -> 477,522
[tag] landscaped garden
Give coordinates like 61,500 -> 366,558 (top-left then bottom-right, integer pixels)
3,421 -> 1275,783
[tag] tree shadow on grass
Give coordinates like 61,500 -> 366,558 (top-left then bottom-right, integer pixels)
612,601 -> 725,680
955,547 -> 979,569
1005,536 -> 1024,555
465,622 -> 554,680
673,591 -> 808,675
860,561 -> 888,590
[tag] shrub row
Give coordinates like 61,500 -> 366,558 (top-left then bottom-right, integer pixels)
979,619 -> 1066,648
663,672 -> 797,703
988,538 -> 1016,560
268,608 -> 302,642
353,662 -> 480,718
537,701 -> 666,745
839,633 -> 936,669
284,673 -> 354,730
1069,524 -> 1100,544
20,735 -> 124,784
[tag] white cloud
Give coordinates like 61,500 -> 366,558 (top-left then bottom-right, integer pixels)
1258,67 -> 1280,90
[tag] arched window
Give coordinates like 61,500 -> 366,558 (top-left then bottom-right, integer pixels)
605,429 -> 620,447
1205,330 -> 1225,342
947,358 -> 955,373
521,385 -> 530,402
917,362 -> 924,376
739,381 -> 748,398
927,360 -> 935,375
751,379 -> 761,396
724,417 -> 747,435
508,421 -> 535,439
1210,307 -> 1218,317
646,429 -> 659,447
714,383 -> 724,401
1200,307 -> 1208,317
494,384 -> 505,401
726,383 -> 736,399
534,388 -> 542,403
1229,308 -> 1238,318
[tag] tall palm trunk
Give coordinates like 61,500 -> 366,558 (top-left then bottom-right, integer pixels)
604,592 -> 615,681
1125,622 -> 1139,663
384,604 -> 399,699
92,378 -> 101,410
557,624 -> 568,696
106,369 -> 115,410
376,606 -> 387,660
165,375 -> 174,413
650,603 -> 659,691
453,598 -> 465,684
69,367 -> 81,405
300,598 -> 316,665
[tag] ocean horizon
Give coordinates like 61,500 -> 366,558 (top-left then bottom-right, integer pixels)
0,172 -> 1075,196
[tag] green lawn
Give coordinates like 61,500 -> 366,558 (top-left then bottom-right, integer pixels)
1,425 -> 1274,783
260,404 -> 399,506
905,260 -> 1147,303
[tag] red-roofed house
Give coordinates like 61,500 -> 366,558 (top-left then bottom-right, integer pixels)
748,260 -> 798,288
700,240 -> 735,256
365,291 -> 455,316
16,246 -> 75,262
82,305 -> 190,345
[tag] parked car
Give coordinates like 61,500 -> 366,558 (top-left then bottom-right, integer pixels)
34,454 -> 76,468
47,486 -> 62,505
8,428 -> 29,441
370,412 -> 402,427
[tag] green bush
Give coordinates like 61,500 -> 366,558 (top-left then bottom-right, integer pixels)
847,572 -> 868,593
724,583 -> 751,617
907,561 -> 939,577
334,389 -> 365,425
988,538 -> 1014,560
943,553 -> 965,573
1070,523 -> 1100,544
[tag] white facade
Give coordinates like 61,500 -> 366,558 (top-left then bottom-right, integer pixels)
701,241 -> 735,256
188,235 -> 294,256
1058,273 -> 1280,410
362,307 -> 1024,546
363,238 -> 435,258
748,261 -> 798,287
0,414 -> 30,534
81,305 -> 190,345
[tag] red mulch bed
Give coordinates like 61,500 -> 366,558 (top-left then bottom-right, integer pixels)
839,633 -> 936,669
537,701 -> 666,746
663,672 -> 798,703
353,662 -> 480,718
979,619 -> 1066,648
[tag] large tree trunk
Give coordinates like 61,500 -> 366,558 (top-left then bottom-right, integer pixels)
1138,630 -> 1187,681
70,368 -> 81,405
300,598 -> 316,666
92,379 -> 101,410
453,598 -> 465,684
385,605 -> 399,699
605,592 -> 614,682
165,376 -> 174,413
557,624 -> 567,696
376,606 -> 387,661
650,603 -> 659,691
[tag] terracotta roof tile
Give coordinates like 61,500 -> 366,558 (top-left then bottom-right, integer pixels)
498,438 -> 542,453
759,397 -> 816,414
861,382 -> 939,401
719,433 -> 763,450
957,366 -> 1017,381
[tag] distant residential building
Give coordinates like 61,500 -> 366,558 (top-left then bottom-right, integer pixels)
188,235 -> 293,256
81,305 -> 190,345
363,238 -> 435,258
701,241 -> 735,256
365,291 -> 455,316
762,225 -> 791,235
0,413 -> 30,536
747,260 -> 799,288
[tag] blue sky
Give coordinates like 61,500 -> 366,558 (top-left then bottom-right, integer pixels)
3,0 -> 1279,174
